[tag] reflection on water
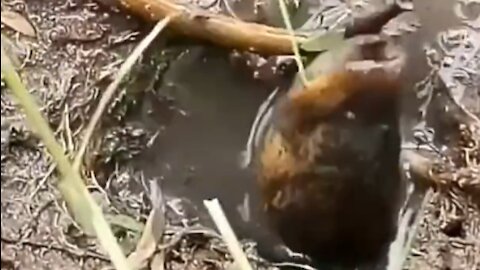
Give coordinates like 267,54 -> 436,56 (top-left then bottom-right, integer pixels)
131,45 -> 289,257
129,0 -> 470,264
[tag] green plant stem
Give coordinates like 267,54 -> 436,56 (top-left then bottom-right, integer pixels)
1,44 -> 131,270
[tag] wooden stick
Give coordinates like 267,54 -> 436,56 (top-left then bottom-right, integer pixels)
204,198 -> 253,270
118,0 -> 302,54
116,0 -> 407,55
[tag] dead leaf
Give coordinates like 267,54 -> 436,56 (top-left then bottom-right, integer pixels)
150,251 -> 165,270
1,11 -> 36,37
127,180 -> 166,270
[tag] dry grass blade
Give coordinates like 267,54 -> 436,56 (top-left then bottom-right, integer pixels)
204,198 -> 253,270
73,16 -> 173,171
277,0 -> 309,87
1,10 -> 36,37
1,46 -> 130,270
127,181 -> 166,269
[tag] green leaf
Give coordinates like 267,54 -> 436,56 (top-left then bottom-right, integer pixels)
300,32 -> 345,52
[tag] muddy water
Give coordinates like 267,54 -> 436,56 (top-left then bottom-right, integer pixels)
131,46 -> 288,257
129,0 -> 464,263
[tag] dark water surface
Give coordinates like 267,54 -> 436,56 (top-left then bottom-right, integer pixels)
131,46 -> 287,255
130,0 -> 465,262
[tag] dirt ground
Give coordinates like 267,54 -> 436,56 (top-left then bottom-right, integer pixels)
1,0 -> 479,270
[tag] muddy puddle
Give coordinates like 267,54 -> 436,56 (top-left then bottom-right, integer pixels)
128,45 -> 288,258
122,2 -> 480,266
2,0 -> 477,268
126,0 -> 469,262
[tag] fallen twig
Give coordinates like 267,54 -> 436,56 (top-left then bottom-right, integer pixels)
343,1 -> 406,38
117,0 -> 304,54
403,149 -> 480,193
117,0 -> 407,55
204,198 -> 253,270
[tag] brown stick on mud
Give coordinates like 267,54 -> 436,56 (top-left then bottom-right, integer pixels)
118,0 -> 300,54
344,2 -> 406,38
116,0 -> 407,55
403,149 -> 480,195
